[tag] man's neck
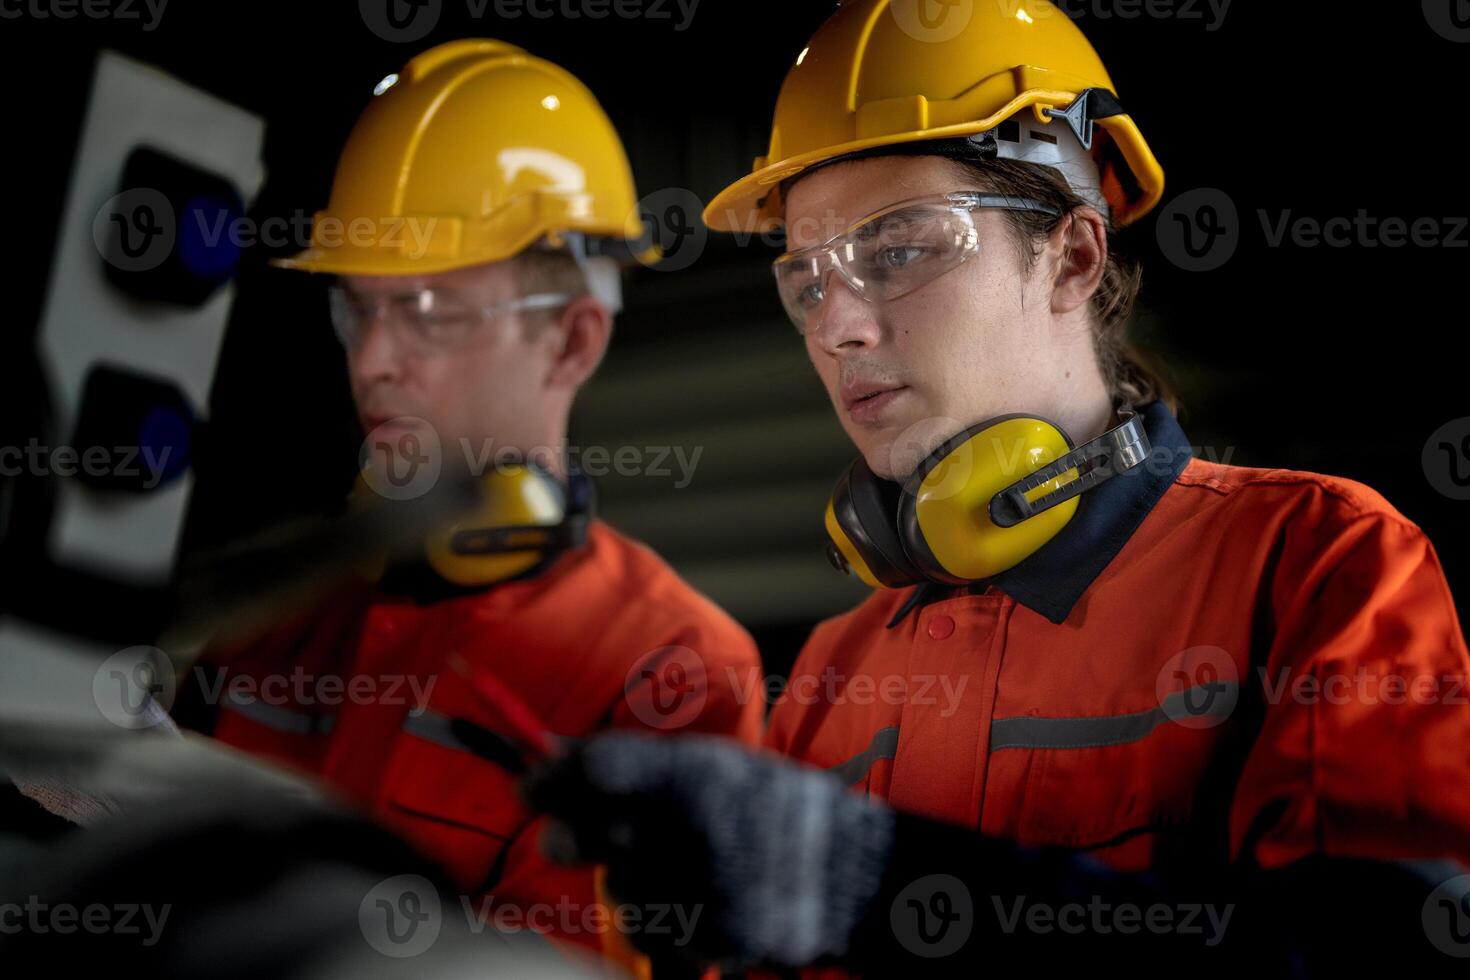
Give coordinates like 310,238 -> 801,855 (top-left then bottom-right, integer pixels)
1052,379 -> 1119,448
506,426 -> 569,480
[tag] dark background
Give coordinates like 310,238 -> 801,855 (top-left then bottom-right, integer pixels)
4,1 -> 1468,677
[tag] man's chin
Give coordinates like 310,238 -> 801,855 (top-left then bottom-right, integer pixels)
851,415 -> 963,482
855,435 -> 913,483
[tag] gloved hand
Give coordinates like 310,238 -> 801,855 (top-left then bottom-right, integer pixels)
522,732 -> 895,970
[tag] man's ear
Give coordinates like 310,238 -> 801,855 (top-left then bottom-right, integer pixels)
1049,207 -> 1108,317
544,295 -> 612,391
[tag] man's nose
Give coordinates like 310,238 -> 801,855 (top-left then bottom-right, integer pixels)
811,273 -> 882,355
348,314 -> 405,387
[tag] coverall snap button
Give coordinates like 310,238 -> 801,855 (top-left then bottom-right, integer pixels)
927,615 -> 955,640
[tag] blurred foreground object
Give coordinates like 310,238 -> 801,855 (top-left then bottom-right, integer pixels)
529,732 -> 1470,976
0,51 -> 595,979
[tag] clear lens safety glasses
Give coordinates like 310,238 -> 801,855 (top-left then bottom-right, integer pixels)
772,192 -> 1061,335
328,284 -> 572,354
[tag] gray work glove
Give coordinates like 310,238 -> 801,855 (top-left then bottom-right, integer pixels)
524,732 -> 895,970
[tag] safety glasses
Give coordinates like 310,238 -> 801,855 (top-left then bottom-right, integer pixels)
772,192 -> 1061,335
327,284 -> 571,354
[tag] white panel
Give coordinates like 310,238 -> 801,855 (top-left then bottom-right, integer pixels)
36,51 -> 265,582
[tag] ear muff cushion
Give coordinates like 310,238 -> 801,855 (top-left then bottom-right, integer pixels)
898,414 -> 1080,584
831,458 -> 924,589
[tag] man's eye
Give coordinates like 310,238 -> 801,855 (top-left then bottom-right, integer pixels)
797,281 -> 825,308
877,245 -> 929,270
414,311 -> 475,334
345,296 -> 377,319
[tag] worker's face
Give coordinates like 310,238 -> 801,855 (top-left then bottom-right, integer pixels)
783,156 -> 1060,480
341,261 -> 565,471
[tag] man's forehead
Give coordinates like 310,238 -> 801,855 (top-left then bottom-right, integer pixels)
339,260 -> 517,295
782,156 -> 962,249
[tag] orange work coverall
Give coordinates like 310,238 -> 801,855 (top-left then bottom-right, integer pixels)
189,519 -> 764,958
767,399 -> 1470,875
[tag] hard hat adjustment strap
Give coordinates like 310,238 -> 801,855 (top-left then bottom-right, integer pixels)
776,90 -> 1123,207
1043,87 -> 1126,152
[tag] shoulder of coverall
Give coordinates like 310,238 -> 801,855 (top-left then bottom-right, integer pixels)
803,399 -> 1444,647
573,519 -> 762,657
195,520 -> 760,674
566,520 -> 766,743
1176,455 -> 1460,630
363,518 -> 763,678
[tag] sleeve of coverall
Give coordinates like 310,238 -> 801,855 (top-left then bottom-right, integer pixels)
492,622 -> 765,962
1230,504 -> 1470,870
606,623 -> 766,744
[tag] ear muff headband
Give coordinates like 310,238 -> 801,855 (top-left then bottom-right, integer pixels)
989,407 -> 1149,528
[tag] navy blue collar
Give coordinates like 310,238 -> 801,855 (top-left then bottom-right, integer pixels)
888,399 -> 1193,628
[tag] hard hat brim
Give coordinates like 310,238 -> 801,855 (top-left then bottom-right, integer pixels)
271,237 -> 663,278
703,99 -> 1163,234
268,249 -> 522,278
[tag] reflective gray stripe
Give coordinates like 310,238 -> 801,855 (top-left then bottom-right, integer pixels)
989,683 -> 1240,751
828,726 -> 900,786
401,710 -> 472,753
223,696 -> 334,735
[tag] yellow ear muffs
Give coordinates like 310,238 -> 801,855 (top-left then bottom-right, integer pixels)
898,414 -> 1082,584
826,458 -> 925,589
822,406 -> 1151,590
425,463 -> 580,588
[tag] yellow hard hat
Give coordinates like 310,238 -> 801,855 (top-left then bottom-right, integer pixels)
704,0 -> 1165,233
276,39 -> 653,276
